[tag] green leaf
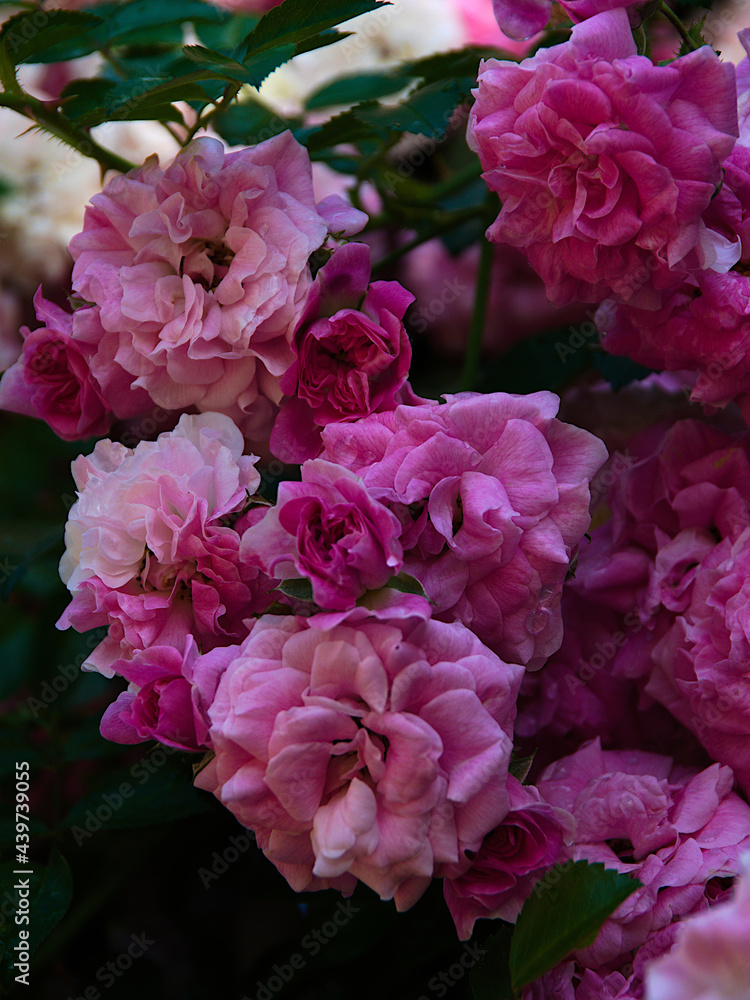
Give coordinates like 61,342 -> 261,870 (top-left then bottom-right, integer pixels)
509,861 -> 640,993
182,43 -> 259,83
26,850 -> 73,951
508,752 -> 536,784
386,572 -> 428,598
79,76 -> 216,127
470,924 -> 514,1000
277,578 -> 315,602
238,0 -> 386,61
59,78 -> 118,123
678,16 -> 708,56
0,10 -> 102,66
306,71 -> 414,110
592,351 -> 654,391
213,98 -> 299,146
99,0 -> 225,45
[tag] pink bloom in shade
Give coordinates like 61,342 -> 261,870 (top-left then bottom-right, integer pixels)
645,853 -> 750,1000
240,458 -> 403,610
648,528 -> 750,795
57,412 -> 275,675
321,391 -> 607,668
100,637 -> 235,751
536,739 -> 750,970
0,292 -> 114,440
270,243 -> 415,464
469,10 -> 739,307
67,133 -> 366,444
444,774 -> 575,938
194,607 -> 524,907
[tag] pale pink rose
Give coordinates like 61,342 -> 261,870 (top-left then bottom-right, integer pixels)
240,458 -> 403,610
195,607 -> 524,907
100,637 -> 235,752
444,774 -> 575,938
645,853 -> 750,1000
68,134 -> 365,444
537,739 -> 750,969
271,243 -> 414,463
57,413 -> 274,675
321,391 -> 607,668
469,10 -> 739,306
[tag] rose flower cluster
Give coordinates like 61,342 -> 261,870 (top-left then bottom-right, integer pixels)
6,2 -> 750,996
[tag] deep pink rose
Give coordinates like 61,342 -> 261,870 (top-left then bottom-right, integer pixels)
195,607 -> 524,908
68,134 -> 366,444
57,413 -> 274,674
537,739 -> 750,969
240,458 -> 403,610
0,292 -> 115,440
444,774 -> 574,938
271,243 -> 414,463
321,391 -> 607,668
100,637 -> 234,751
469,10 -> 738,306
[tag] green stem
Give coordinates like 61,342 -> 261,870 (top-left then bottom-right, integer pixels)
0,93 -> 136,174
184,81 -> 243,144
370,206 -> 485,273
460,229 -> 493,391
658,0 -> 699,51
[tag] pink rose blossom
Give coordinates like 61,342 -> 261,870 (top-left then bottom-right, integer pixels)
537,739 -> 750,969
100,637 -> 235,751
645,853 -> 750,1000
240,458 -> 403,610
444,774 -> 574,938
57,412 -> 274,675
271,242 -> 414,463
469,10 -> 739,306
321,391 -> 607,668
0,291 -> 114,440
195,607 -> 524,907
67,133 -> 366,443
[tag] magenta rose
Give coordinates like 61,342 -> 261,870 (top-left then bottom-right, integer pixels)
240,458 -> 403,610
444,774 -> 574,938
321,391 -> 607,668
0,291 -> 115,440
67,133 -> 366,443
100,637 -> 235,751
469,9 -> 739,306
271,242 -> 415,463
57,412 -> 275,674
195,607 -> 524,908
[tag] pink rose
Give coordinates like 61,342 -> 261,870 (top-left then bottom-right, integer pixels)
321,391 -> 607,668
469,10 -> 739,306
0,292 -> 114,440
240,458 -> 403,610
57,412 -> 274,674
195,607 -> 524,908
100,637 -> 234,751
68,134 -> 366,443
645,854 -> 750,1000
444,774 -> 574,938
271,243 -> 414,463
537,739 -> 750,969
